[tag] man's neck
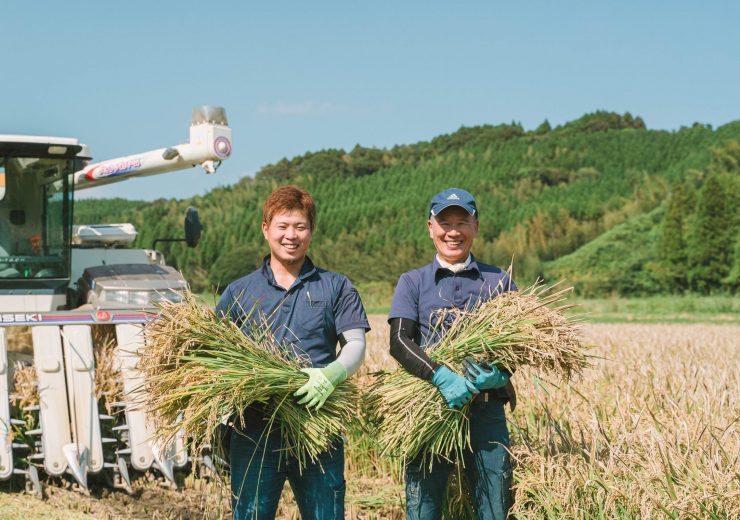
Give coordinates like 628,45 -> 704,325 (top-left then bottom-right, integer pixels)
436,254 -> 471,273
270,255 -> 305,290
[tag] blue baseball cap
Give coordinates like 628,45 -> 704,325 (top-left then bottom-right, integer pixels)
428,188 -> 478,218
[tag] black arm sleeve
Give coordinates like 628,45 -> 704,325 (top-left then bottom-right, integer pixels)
389,317 -> 441,382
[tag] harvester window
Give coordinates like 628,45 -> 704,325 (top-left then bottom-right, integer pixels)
0,156 -> 73,279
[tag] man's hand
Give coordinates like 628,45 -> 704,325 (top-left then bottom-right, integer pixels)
462,356 -> 509,391
294,361 -> 347,410
431,365 -> 478,409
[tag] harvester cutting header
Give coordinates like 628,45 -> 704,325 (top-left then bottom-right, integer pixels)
0,107 -> 232,494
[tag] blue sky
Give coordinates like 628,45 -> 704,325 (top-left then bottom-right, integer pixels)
2,1 -> 738,200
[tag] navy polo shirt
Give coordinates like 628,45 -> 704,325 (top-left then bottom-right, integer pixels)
216,256 -> 370,368
389,255 -> 516,348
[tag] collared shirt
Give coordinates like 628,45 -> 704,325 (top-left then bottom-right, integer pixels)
216,255 -> 370,368
389,254 -> 516,348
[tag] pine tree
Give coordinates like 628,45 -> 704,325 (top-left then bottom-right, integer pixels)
657,184 -> 692,291
535,119 -> 551,135
687,173 -> 734,292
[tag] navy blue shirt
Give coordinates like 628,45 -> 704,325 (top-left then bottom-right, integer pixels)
389,255 -> 516,349
216,256 -> 370,368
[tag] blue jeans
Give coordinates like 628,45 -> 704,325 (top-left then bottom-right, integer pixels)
405,398 -> 513,520
230,410 -> 345,520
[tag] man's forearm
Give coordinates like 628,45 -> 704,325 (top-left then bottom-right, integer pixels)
389,317 -> 441,381
336,328 -> 366,377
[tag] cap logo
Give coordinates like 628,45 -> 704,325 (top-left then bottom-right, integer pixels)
447,193 -> 460,200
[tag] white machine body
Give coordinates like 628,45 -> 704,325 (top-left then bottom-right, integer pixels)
0,330 -> 12,480
0,106 -> 231,490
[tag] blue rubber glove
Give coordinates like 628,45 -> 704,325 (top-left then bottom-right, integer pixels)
294,361 -> 347,411
431,366 -> 478,409
462,356 -> 510,390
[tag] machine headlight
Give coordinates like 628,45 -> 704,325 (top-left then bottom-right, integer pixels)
157,290 -> 183,303
99,288 -> 184,306
129,291 -> 150,305
102,290 -> 129,304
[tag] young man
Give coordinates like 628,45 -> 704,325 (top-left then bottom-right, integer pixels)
216,185 -> 370,520
388,188 -> 516,520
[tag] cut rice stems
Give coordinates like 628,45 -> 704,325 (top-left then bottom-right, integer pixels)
365,281 -> 591,469
139,292 -> 360,469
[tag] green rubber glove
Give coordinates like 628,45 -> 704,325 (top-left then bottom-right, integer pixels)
462,356 -> 510,390
294,361 -> 347,410
431,365 -> 478,409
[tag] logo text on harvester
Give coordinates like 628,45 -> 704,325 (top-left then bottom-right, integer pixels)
1,313 -> 41,323
86,158 -> 143,180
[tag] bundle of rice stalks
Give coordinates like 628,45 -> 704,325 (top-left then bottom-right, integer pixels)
365,281 -> 590,469
139,292 -> 360,468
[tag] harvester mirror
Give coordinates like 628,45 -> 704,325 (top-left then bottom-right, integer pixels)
184,207 -> 202,247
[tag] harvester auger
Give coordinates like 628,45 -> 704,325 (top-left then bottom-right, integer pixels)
0,106 -> 232,494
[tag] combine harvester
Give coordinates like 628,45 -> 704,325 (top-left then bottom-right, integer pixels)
0,107 -> 232,494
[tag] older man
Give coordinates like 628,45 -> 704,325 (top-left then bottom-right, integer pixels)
388,188 -> 516,520
217,185 -> 370,520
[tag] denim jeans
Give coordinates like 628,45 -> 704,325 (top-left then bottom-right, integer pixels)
405,398 -> 513,520
230,410 -> 345,520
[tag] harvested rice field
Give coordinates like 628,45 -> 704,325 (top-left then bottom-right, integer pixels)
0,318 -> 737,519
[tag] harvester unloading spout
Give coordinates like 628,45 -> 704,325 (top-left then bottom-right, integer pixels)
73,105 -> 232,190
0,106 -> 233,494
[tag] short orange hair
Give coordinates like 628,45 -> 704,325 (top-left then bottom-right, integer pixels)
262,185 -> 317,230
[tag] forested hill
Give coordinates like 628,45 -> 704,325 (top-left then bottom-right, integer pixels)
74,112 -> 740,296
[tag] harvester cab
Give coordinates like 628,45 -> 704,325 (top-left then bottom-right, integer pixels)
0,106 -> 231,494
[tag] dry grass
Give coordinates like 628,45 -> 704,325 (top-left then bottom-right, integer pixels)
11,363 -> 38,410
91,325 -> 124,414
317,319 -> 738,519
5,327 -> 32,355
507,324 -> 739,519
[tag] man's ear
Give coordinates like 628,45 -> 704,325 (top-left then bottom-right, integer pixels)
261,221 -> 269,240
427,218 -> 434,238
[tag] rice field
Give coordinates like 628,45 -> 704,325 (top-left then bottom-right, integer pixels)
283,318 -> 738,519
0,319 -> 737,518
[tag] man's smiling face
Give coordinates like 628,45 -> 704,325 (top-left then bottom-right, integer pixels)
262,209 -> 312,265
428,205 -> 479,264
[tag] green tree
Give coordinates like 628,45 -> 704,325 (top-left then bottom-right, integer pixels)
534,119 -> 551,135
72,111 -> 740,297
208,245 -> 262,293
687,173 -> 734,292
710,139 -> 740,172
657,184 -> 693,291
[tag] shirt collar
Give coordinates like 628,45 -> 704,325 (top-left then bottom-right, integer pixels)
261,255 -> 317,288
436,254 -> 471,271
432,254 -> 480,277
